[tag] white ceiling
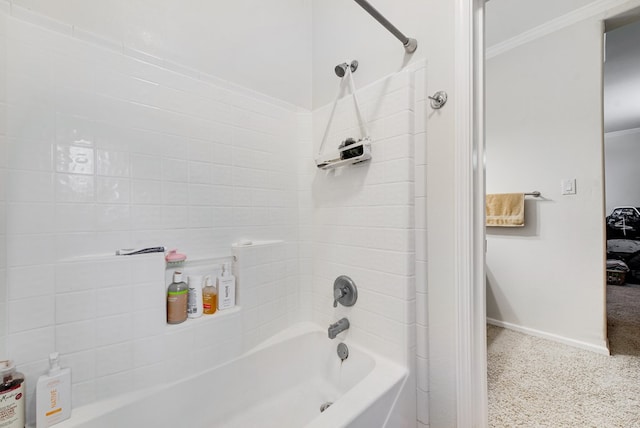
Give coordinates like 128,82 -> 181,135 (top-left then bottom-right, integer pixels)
604,21 -> 640,133
486,0 -> 640,134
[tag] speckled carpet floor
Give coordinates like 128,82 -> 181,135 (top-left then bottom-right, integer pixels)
487,284 -> 640,427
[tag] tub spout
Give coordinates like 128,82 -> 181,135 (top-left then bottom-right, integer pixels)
328,318 -> 350,339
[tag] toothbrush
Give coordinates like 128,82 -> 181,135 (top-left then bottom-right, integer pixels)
115,247 -> 165,256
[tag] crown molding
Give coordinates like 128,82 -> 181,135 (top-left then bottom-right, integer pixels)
486,0 -> 632,59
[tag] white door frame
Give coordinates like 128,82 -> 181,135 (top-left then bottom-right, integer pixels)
454,0 -> 487,426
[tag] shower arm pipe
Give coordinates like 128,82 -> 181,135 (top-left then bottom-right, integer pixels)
353,0 -> 417,53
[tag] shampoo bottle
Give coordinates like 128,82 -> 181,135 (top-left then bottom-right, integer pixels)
0,360 -> 25,428
217,262 -> 236,310
187,274 -> 204,318
202,275 -> 217,315
167,271 -> 188,324
36,352 -> 71,428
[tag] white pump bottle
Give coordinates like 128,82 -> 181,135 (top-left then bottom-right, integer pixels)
36,352 -> 71,427
217,262 -> 236,310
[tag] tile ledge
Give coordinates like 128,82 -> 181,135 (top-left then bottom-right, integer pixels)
164,306 -> 241,330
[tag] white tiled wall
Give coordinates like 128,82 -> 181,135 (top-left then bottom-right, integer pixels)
8,240 -> 298,419
1,14 -> 303,259
1,3 -> 430,427
0,5 -> 7,363
0,7 -> 308,423
56,255 -> 165,407
413,65 -> 430,428
308,69 -> 418,365
306,64 -> 428,427
232,240 -> 300,349
297,113 -> 314,324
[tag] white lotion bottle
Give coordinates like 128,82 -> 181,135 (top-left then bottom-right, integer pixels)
217,262 -> 236,310
187,274 -> 204,318
36,352 -> 71,427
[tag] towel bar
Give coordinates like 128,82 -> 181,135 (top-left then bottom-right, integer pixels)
525,191 -> 541,197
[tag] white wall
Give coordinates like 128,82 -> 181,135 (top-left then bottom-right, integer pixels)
605,128 -> 640,214
6,0 -> 312,108
486,18 -> 608,352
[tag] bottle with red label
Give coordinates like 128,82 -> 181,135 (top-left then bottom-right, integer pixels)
0,360 -> 25,428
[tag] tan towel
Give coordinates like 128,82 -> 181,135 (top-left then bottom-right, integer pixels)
486,193 -> 525,227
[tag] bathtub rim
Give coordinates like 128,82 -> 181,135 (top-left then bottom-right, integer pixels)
51,321 -> 408,428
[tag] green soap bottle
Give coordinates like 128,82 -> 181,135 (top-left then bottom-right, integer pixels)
167,271 -> 188,324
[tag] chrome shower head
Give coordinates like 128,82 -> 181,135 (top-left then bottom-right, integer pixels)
334,63 -> 348,78
334,60 -> 359,78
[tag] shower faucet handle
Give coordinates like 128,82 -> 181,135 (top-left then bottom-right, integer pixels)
332,275 -> 358,308
333,288 -> 346,308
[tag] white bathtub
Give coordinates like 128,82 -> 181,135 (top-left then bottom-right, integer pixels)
55,323 -> 408,428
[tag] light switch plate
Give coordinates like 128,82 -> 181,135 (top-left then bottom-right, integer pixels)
561,179 -> 576,195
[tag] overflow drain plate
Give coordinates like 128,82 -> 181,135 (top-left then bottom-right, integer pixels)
337,342 -> 349,361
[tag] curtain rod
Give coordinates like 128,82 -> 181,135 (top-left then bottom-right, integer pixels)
353,0 -> 417,53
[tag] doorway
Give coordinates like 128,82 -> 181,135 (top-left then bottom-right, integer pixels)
484,4 -> 609,355
603,19 -> 640,358
481,2 -> 640,426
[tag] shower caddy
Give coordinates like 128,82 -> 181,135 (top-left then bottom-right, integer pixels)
315,60 -> 372,170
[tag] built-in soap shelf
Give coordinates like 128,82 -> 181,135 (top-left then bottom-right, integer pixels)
164,253 -> 237,328
165,306 -> 241,330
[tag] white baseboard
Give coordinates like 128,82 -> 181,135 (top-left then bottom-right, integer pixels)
487,318 -> 610,356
